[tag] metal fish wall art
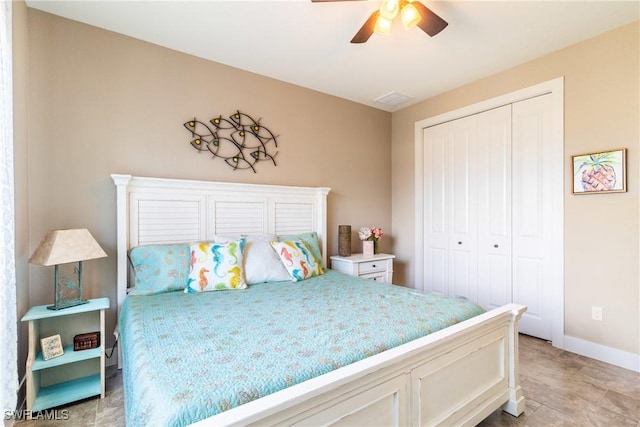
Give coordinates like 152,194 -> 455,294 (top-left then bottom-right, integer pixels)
184,111 -> 278,173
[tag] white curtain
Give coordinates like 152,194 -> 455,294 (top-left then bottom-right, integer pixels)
0,0 -> 18,415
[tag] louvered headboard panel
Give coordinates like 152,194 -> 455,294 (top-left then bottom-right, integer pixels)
210,200 -> 266,236
134,198 -> 204,245
274,202 -> 314,235
112,174 -> 330,315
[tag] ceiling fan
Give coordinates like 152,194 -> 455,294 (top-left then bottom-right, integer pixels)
312,0 -> 448,43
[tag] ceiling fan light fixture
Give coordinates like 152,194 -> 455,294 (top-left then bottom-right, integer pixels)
373,16 -> 393,35
349,0 -> 448,44
378,0 -> 399,20
400,2 -> 421,29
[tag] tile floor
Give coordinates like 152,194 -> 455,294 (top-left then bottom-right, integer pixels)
12,335 -> 640,426
479,335 -> 640,427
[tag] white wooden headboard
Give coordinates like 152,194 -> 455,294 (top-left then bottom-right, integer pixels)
111,174 -> 331,312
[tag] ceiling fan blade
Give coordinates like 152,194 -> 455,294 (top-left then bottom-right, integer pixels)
351,10 -> 379,43
413,1 -> 448,37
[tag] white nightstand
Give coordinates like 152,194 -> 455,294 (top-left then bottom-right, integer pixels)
330,253 -> 395,284
21,297 -> 109,413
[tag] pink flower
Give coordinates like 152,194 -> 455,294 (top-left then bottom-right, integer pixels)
359,227 -> 383,241
371,227 -> 383,240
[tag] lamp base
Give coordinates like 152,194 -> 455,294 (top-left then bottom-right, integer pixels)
47,299 -> 89,310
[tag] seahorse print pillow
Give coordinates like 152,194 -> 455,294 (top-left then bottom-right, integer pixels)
278,231 -> 324,267
271,240 -> 323,282
185,238 -> 247,292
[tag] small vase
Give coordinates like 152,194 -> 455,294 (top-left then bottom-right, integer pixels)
338,225 -> 351,257
373,239 -> 380,255
362,240 -> 374,256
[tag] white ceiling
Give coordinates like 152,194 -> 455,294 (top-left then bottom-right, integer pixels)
26,0 -> 640,112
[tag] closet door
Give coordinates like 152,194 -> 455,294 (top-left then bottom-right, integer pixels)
422,115 -> 477,301
418,80 -> 562,344
447,115 -> 477,301
476,106 -> 512,310
422,123 -> 449,295
512,94 -> 553,340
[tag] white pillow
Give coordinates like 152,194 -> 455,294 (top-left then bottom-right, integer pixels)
215,234 -> 290,284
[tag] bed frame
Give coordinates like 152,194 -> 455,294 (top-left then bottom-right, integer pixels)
112,174 -> 526,426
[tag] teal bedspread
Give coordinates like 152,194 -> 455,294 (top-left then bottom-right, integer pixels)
120,270 -> 485,426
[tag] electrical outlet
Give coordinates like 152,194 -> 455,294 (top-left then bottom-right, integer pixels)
592,306 -> 603,321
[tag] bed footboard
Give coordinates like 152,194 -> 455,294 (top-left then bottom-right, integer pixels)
192,304 -> 526,427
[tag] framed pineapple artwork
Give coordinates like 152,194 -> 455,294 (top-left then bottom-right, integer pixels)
572,148 -> 626,194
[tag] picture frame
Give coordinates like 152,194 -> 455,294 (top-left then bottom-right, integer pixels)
41,334 -> 64,360
571,148 -> 626,194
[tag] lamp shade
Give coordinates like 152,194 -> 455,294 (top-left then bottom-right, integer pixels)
379,0 -> 399,20
29,228 -> 107,266
401,2 -> 421,29
374,16 -> 393,35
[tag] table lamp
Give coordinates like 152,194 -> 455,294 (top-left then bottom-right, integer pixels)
29,228 -> 107,310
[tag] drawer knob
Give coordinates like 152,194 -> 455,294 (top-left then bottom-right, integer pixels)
372,264 -> 376,268
494,244 -> 499,248
458,241 -> 462,245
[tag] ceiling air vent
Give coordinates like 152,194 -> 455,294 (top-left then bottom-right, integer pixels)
374,92 -> 414,108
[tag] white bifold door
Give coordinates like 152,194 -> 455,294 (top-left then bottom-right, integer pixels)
422,94 -> 553,340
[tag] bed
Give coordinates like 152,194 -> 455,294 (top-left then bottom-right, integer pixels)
112,174 -> 526,427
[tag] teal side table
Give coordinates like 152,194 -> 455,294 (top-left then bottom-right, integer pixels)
21,297 -> 109,412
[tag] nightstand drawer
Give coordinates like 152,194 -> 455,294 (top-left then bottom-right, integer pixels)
360,272 -> 386,282
358,260 -> 386,274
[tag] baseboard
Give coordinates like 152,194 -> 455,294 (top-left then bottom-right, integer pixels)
563,335 -> 640,372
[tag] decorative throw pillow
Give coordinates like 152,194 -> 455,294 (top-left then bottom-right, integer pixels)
213,234 -> 291,284
128,244 -> 190,295
271,240 -> 324,282
278,232 -> 324,267
185,238 -> 247,292
243,234 -> 292,284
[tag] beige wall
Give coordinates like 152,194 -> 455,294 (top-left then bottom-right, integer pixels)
18,9 -> 391,356
392,22 -> 639,355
